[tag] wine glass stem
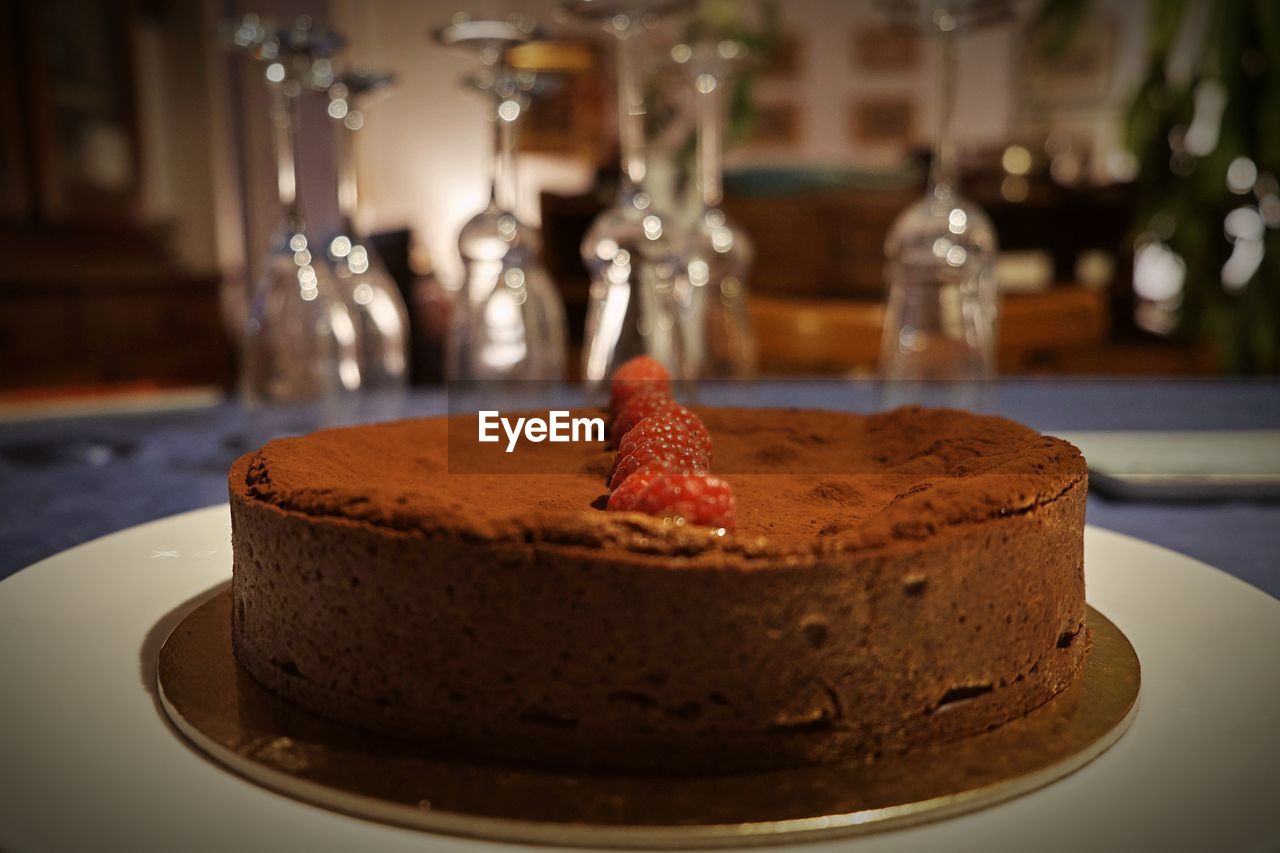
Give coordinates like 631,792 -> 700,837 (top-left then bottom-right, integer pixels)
695,72 -> 724,209
336,119 -> 358,233
491,63 -> 521,212
270,83 -> 304,231
929,29 -> 957,202
615,29 -> 647,191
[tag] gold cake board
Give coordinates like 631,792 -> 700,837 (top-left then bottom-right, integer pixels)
157,591 -> 1140,848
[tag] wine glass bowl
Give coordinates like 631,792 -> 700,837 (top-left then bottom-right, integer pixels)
559,0 -> 695,24
561,0 -> 695,385
435,17 -> 568,381
243,236 -> 362,404
434,14 -> 542,61
325,237 -> 410,393
323,68 -> 411,394
452,205 -> 568,381
680,207 -> 756,377
478,252 -> 569,379
877,1 -> 1005,392
881,196 -> 997,381
580,192 -> 683,381
224,14 -> 366,413
670,36 -> 758,378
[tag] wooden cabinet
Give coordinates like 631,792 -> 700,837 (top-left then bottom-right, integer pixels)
724,188 -> 915,299
0,0 -> 229,394
750,287 -> 1111,376
0,226 -> 229,391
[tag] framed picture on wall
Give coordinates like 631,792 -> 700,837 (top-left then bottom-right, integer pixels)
510,39 -> 606,163
852,26 -> 919,73
849,96 -> 915,146
15,0 -> 143,224
761,33 -> 801,79
1024,25 -> 1113,107
747,102 -> 801,147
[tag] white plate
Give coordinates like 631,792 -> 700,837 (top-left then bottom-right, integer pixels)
1,507 -> 1278,853
1057,431 -> 1280,500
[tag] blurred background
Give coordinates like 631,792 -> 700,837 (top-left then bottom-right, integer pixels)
2,0 -> 1277,409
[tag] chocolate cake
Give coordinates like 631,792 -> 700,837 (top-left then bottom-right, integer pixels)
229,406 -> 1089,772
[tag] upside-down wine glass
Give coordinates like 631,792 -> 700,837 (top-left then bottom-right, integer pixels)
562,0 -> 693,386
324,70 -> 411,394
877,1 -> 1008,403
435,15 -> 568,382
228,15 -> 363,411
671,37 -> 757,378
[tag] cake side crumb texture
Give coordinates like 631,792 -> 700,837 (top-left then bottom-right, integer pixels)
229,405 -> 1090,772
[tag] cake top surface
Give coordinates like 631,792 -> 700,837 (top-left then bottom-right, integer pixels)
233,406 -> 1085,565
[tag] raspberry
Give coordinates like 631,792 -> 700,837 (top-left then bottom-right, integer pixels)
606,463 -> 672,512
617,410 -> 712,459
609,389 -> 680,445
610,436 -> 710,490
609,355 -> 671,417
631,471 -> 736,531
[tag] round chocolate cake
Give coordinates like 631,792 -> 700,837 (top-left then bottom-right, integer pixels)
229,406 -> 1089,772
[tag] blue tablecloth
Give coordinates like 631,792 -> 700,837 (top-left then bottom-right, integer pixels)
2,380 -> 1277,597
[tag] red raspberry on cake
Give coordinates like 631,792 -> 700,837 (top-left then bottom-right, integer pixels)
610,436 -> 710,490
605,463 -> 672,512
630,470 -> 736,531
609,390 -> 679,445
609,355 -> 671,417
618,409 -> 712,459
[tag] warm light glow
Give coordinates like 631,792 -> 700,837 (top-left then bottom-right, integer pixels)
348,245 -> 370,274
1002,176 -> 1029,203
1222,207 -> 1266,292
311,59 -> 332,88
1227,157 -> 1258,194
498,215 -> 518,241
643,215 -> 662,240
607,250 -> 631,285
688,259 -> 710,287
1185,80 -> 1226,157
711,225 -> 733,253
330,302 -> 361,390
718,40 -> 742,59
1001,146 -> 1032,176
1133,242 -> 1186,302
596,239 -> 619,261
1225,207 -> 1264,243
480,288 -> 527,370
498,100 -> 521,122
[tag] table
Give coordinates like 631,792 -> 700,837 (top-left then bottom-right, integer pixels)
2,380 -> 1277,597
